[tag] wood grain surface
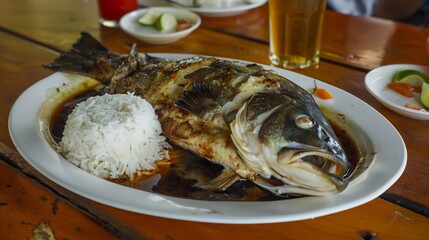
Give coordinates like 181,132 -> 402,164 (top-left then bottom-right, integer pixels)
0,0 -> 428,239
1,142 -> 428,240
1,1 -> 428,71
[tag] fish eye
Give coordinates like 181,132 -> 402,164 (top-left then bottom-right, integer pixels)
295,114 -> 314,129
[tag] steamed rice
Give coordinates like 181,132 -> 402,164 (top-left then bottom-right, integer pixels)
58,93 -> 169,180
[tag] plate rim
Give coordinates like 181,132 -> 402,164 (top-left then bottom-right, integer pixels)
138,0 -> 268,17
8,53 -> 407,224
183,0 -> 267,13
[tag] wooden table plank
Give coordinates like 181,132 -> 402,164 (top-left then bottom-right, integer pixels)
0,0 -> 99,51
200,4 -> 429,70
2,0 -> 429,70
0,161 -> 118,240
1,142 -> 428,240
97,198 -> 428,240
321,11 -> 429,70
0,31 -> 118,240
0,32 -> 55,148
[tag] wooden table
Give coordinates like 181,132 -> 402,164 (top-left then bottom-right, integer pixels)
0,1 -> 428,239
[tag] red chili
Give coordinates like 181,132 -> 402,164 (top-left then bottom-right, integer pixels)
314,88 -> 334,100
387,82 -> 417,98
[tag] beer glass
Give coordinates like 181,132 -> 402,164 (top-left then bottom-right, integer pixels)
269,0 -> 327,69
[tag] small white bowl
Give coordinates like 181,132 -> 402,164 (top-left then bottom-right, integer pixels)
119,7 -> 201,44
365,64 -> 429,120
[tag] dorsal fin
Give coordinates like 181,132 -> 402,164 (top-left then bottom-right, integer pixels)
174,82 -> 219,118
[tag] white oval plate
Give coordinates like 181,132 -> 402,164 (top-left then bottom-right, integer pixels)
365,64 -> 429,120
120,7 -> 201,44
9,54 -> 406,224
138,0 -> 267,17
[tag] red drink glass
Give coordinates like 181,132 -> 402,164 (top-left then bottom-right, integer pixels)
98,0 -> 138,27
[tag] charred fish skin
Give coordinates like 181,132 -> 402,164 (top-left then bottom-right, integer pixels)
45,32 -> 351,196
44,32 -> 128,83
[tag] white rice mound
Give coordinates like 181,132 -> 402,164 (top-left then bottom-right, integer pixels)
58,93 -> 169,180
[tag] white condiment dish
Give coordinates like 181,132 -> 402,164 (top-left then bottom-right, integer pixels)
120,7 -> 201,44
365,64 -> 429,120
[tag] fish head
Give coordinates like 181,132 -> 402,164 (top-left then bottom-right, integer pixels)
231,92 -> 351,196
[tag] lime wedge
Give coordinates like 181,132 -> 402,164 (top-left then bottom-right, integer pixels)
420,82 -> 429,108
155,13 -> 178,33
138,9 -> 161,26
392,69 -> 429,87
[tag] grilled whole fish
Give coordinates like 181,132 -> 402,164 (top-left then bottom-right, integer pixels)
45,32 -> 351,196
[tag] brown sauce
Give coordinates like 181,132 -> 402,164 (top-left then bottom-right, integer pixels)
51,90 -> 361,201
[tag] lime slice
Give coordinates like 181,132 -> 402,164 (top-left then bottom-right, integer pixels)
420,82 -> 429,108
392,69 -> 429,87
155,13 -> 178,33
137,9 -> 161,26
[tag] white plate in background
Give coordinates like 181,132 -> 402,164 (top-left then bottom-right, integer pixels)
138,0 -> 267,17
365,64 -> 429,120
120,7 -> 201,44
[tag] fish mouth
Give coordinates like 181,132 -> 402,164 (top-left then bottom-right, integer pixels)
252,147 -> 350,196
282,148 -> 350,177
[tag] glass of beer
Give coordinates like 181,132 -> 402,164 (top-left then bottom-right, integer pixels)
97,0 -> 138,27
268,0 -> 326,69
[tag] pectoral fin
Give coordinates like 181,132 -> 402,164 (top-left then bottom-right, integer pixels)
174,82 -> 219,118
194,169 -> 240,191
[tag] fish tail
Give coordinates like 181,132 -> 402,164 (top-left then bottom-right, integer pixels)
43,32 -> 126,83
